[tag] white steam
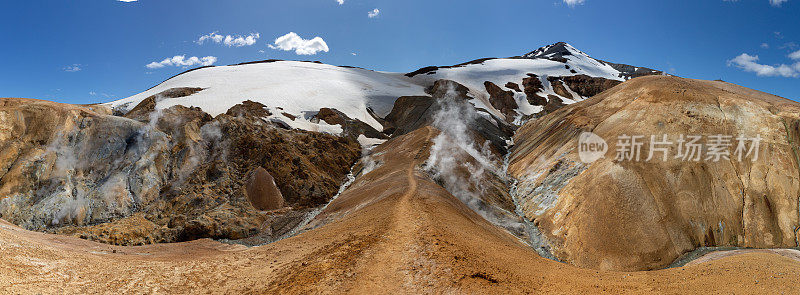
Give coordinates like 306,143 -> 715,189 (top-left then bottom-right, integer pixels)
424,83 -> 523,233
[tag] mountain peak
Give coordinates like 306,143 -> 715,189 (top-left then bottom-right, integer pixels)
521,42 -> 587,60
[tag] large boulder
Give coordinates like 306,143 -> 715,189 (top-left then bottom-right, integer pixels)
245,167 -> 285,211
509,75 -> 800,271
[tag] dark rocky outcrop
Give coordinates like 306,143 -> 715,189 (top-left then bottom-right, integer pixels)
547,77 -> 574,100
311,108 -> 387,140
544,95 -> 566,113
117,87 -> 204,117
505,82 -> 522,92
484,81 -> 518,120
225,100 -> 273,118
382,96 -> 436,136
522,74 -> 547,106
599,60 -> 664,80
426,79 -> 471,99
562,75 -> 622,98
405,58 -> 498,77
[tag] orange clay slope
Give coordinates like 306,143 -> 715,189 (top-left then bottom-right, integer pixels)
0,126 -> 799,294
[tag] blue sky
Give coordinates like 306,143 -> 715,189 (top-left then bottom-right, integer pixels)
0,0 -> 798,104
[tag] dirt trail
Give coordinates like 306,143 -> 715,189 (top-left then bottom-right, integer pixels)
1,127 -> 800,294
350,128 -> 437,293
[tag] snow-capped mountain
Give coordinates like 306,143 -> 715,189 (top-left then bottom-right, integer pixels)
405,42 -> 663,122
108,42 -> 662,136
109,60 -> 426,133
523,42 -> 663,80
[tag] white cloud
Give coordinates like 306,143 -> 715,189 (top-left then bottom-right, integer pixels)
198,32 -> 260,47
770,0 -> 788,6
368,8 -> 380,18
63,64 -> 82,72
732,0 -> 790,6
337,0 -> 344,4
782,42 -> 799,50
198,32 -> 224,44
268,32 -> 329,55
118,0 -> 137,2
790,50 -> 800,60
761,43 -> 770,49
146,55 -> 217,69
728,53 -> 798,77
564,0 -> 585,7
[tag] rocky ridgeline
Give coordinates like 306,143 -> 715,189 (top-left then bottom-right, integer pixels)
0,96 -> 360,245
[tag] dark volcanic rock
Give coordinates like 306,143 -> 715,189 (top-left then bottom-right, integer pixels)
121,87 -> 203,117
382,96 -> 436,136
484,81 -> 519,120
544,95 -> 565,113
522,42 -> 574,62
311,107 -> 387,140
523,74 -> 547,106
561,75 -> 622,98
547,77 -> 574,100
314,108 -> 346,125
226,100 -> 272,118
405,58 -> 498,78
426,79 -> 472,100
600,60 -> 664,80
505,82 -> 522,92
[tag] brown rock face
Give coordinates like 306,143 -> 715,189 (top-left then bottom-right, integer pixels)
315,108 -> 345,125
245,167 -> 285,211
484,81 -> 519,120
225,100 -> 273,118
544,95 -> 565,113
311,107 -> 386,140
547,77 -> 574,100
382,96 -> 436,136
118,87 -> 203,117
427,79 -> 471,99
522,74 -> 547,106
509,76 -> 800,271
562,75 -> 622,98
505,82 -> 522,92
